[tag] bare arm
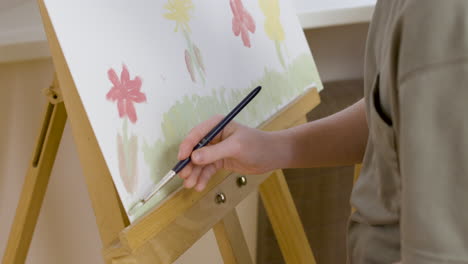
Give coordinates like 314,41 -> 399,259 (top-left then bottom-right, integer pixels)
279,98 -> 368,168
177,99 -> 368,191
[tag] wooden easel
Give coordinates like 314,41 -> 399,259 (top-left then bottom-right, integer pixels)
2,1 -> 322,263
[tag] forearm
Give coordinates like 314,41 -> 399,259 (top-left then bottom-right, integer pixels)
273,99 -> 368,168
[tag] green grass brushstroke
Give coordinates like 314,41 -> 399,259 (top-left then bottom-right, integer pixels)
131,53 -> 322,220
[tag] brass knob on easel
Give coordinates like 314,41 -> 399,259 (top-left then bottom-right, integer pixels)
237,176 -> 247,187
215,193 -> 226,204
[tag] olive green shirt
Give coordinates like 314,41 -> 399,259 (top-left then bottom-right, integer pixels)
348,0 -> 468,263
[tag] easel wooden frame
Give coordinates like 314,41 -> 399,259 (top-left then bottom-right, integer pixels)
2,1 -> 322,263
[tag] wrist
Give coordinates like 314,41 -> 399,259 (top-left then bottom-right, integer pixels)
266,130 -> 295,170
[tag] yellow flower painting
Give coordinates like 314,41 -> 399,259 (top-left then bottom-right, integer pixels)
259,0 -> 286,67
164,0 -> 206,83
259,0 -> 285,41
164,0 -> 194,33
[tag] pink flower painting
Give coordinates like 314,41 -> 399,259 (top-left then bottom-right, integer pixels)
230,0 -> 256,48
106,65 -> 146,123
185,50 -> 196,82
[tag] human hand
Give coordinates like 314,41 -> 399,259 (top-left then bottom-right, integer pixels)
177,115 -> 284,191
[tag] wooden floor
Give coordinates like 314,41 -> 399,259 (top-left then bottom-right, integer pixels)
256,79 -> 364,264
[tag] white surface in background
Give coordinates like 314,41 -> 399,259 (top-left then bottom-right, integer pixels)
294,0 -> 376,12
294,0 -> 377,29
0,0 -> 376,63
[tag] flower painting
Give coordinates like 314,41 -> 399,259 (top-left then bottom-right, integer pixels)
259,0 -> 287,67
164,0 -> 206,83
107,65 -> 146,194
163,0 -> 194,33
106,65 -> 146,123
230,0 -> 256,48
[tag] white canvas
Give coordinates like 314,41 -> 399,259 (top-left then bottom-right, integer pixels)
44,0 -> 323,222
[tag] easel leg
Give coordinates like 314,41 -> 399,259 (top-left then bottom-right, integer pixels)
351,164 -> 362,214
214,209 -> 254,264
291,116 -> 308,127
2,102 -> 67,264
259,169 -> 317,264
353,164 -> 362,185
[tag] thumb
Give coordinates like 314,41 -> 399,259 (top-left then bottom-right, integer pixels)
191,137 -> 240,165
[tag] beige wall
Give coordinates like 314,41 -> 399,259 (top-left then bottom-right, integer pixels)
0,23 -> 368,264
306,23 -> 368,83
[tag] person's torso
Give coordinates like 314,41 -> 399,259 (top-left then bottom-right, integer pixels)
350,0 -> 405,225
348,0 -> 468,263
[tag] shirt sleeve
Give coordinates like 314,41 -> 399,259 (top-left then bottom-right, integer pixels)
399,62 -> 468,263
397,1 -> 468,262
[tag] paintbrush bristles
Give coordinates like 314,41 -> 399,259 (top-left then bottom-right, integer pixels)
128,170 -> 176,215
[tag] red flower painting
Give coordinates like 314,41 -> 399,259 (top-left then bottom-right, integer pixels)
230,0 -> 256,48
106,65 -> 146,123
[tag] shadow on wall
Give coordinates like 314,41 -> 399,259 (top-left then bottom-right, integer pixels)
0,63 -> 13,194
